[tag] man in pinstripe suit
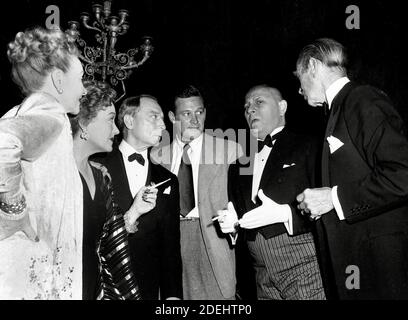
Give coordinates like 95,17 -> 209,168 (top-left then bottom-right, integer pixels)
218,85 -> 325,299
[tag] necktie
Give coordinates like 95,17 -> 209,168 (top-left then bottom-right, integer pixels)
128,152 -> 145,166
257,130 -> 283,152
178,144 -> 195,216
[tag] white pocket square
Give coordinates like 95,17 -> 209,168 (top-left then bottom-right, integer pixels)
163,186 -> 171,194
326,135 -> 344,154
283,163 -> 296,168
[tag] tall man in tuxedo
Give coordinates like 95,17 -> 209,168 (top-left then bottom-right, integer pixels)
101,95 -> 182,300
218,85 -> 325,300
295,38 -> 408,299
151,85 -> 242,300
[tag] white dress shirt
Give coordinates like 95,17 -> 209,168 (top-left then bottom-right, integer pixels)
252,126 -> 285,203
171,134 -> 203,217
252,126 -> 293,234
325,76 -> 350,221
119,140 -> 149,198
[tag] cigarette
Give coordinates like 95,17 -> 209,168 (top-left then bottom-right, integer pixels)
212,215 -> 225,222
148,178 -> 171,189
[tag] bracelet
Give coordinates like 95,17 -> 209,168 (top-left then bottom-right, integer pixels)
0,196 -> 27,220
123,211 -> 139,233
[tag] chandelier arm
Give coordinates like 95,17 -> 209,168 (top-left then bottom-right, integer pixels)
82,20 -> 102,33
121,52 -> 151,70
115,80 -> 127,103
78,54 -> 94,65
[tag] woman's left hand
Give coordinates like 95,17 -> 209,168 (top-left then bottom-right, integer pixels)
0,213 -> 38,242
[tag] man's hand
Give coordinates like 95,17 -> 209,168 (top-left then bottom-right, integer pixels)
127,186 -> 158,225
239,189 -> 289,229
296,187 -> 333,220
0,213 -> 38,242
216,202 -> 239,234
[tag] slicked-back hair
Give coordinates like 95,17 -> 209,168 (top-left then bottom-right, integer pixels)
296,38 -> 348,76
117,94 -> 158,132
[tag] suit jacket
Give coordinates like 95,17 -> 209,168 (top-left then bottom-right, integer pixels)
228,127 -> 319,241
151,133 -> 243,299
318,81 -> 408,299
99,146 -> 182,300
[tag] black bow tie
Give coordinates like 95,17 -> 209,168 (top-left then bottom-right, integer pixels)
258,130 -> 283,152
128,152 -> 145,166
258,135 -> 273,152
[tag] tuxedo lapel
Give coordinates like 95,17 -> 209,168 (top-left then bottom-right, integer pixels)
321,81 -> 354,186
153,143 -> 172,172
145,150 -> 153,186
259,129 -> 292,191
108,148 -> 133,209
259,141 -> 283,191
145,156 -> 162,188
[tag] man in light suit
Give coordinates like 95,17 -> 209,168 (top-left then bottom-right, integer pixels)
151,85 -> 242,300
101,95 -> 182,300
218,85 -> 325,299
295,38 -> 408,299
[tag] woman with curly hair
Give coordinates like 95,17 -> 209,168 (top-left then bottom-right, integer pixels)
71,80 -> 157,299
0,26 -> 86,299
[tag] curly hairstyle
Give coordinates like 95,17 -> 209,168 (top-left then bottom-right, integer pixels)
7,26 -> 79,95
70,80 -> 117,135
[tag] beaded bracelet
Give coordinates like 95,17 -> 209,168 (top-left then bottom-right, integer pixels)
0,196 -> 27,220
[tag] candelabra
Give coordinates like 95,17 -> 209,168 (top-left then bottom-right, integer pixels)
67,0 -> 153,101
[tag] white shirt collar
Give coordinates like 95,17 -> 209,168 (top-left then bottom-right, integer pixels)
119,139 -> 148,162
326,77 -> 350,109
257,125 -> 285,141
175,133 -> 204,154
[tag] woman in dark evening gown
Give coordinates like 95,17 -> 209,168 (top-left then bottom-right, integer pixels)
80,168 -> 106,299
70,80 -> 158,299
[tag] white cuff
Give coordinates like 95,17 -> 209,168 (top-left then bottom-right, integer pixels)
281,204 -> 293,235
229,232 -> 238,246
332,186 -> 345,220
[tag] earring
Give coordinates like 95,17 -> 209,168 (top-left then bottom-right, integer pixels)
57,88 -> 63,94
80,130 -> 89,140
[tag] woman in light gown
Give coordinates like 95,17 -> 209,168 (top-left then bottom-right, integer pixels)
71,80 -> 157,299
0,26 -> 86,299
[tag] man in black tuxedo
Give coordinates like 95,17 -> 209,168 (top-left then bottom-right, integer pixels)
101,95 -> 182,300
296,38 -> 408,299
218,85 -> 325,299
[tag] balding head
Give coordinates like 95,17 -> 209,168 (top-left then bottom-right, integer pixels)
244,85 -> 287,140
245,85 -> 283,103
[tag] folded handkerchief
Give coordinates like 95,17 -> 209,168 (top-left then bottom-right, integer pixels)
326,135 -> 344,154
163,186 -> 171,194
283,163 -> 296,168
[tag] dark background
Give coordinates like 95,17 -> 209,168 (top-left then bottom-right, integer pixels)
1,0 -> 407,137
0,0 -> 406,301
